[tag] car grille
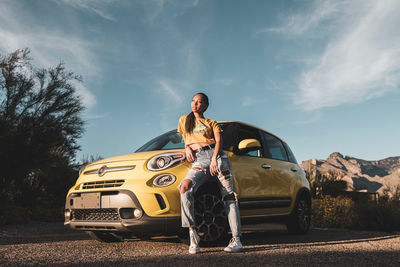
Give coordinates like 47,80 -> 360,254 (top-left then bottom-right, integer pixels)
82,180 -> 125,189
71,209 -> 120,221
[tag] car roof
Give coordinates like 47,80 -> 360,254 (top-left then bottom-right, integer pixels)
217,120 -> 287,144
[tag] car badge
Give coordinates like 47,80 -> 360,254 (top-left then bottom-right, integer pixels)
98,166 -> 107,176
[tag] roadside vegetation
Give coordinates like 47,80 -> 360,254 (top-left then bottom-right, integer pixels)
0,49 -> 85,225
308,170 -> 400,232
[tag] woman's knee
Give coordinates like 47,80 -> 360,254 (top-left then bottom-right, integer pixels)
218,169 -> 234,192
179,179 -> 193,194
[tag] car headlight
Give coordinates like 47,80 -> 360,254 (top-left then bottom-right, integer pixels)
153,174 -> 177,187
147,152 -> 185,171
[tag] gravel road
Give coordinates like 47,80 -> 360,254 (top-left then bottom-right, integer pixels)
1,222 -> 399,266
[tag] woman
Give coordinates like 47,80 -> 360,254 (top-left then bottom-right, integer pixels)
177,92 -> 243,254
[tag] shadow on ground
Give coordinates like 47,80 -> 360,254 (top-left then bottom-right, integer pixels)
1,221 -> 398,248
1,222 -> 399,266
0,221 -> 89,245
61,251 -> 400,267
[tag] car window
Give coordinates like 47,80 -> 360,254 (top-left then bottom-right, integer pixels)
261,131 -> 288,161
219,123 -> 237,152
283,142 -> 298,164
235,125 -> 263,157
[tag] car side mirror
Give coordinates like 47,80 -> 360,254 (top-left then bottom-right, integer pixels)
238,139 -> 261,150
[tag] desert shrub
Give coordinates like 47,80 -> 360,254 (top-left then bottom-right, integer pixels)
321,180 -> 347,197
312,186 -> 400,232
353,188 -> 400,232
342,191 -> 375,203
312,195 -> 355,228
30,206 -> 64,222
308,171 -> 347,198
0,204 -> 30,225
354,201 -> 400,231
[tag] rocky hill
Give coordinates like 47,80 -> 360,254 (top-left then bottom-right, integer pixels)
300,152 -> 400,194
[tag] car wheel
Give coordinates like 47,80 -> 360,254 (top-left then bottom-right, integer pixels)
286,194 -> 311,234
194,191 -> 229,244
87,231 -> 124,242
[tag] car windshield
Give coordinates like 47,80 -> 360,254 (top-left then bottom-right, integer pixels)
135,123 -> 230,152
135,130 -> 184,152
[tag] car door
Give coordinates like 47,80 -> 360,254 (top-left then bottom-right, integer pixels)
229,125 -> 269,197
260,131 -> 300,213
227,124 -> 278,216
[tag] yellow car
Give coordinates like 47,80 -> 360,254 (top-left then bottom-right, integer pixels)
64,121 -> 311,243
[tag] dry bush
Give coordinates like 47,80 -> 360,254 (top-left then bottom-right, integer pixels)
312,195 -> 355,228
353,186 -> 400,232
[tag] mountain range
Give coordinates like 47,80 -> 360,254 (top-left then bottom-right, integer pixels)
300,152 -> 400,194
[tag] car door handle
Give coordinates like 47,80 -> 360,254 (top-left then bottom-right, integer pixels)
262,164 -> 271,169
290,167 -> 298,172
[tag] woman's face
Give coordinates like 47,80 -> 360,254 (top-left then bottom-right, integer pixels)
191,94 -> 208,114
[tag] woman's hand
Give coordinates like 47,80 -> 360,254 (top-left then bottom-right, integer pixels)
210,157 -> 218,176
185,146 -> 195,163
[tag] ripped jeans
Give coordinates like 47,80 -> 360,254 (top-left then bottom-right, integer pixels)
179,148 -> 241,237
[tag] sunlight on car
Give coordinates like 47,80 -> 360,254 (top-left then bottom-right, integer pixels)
64,121 -> 311,243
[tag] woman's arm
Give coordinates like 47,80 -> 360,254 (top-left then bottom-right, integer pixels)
210,131 -> 222,176
182,135 -> 195,163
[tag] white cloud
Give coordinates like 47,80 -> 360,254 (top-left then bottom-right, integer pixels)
299,0 -> 400,110
140,0 -> 200,24
0,0 -> 98,109
262,0 -> 342,36
148,0 -> 166,24
213,78 -> 233,87
294,112 -> 322,125
265,77 -> 282,92
182,42 -> 201,84
241,96 -> 265,107
73,82 -> 97,108
135,1 -> 205,114
159,80 -> 182,104
271,0 -> 400,110
56,0 -> 117,21
158,80 -> 189,131
83,112 -> 109,120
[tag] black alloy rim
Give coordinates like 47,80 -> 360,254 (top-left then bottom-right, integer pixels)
297,199 -> 310,231
195,193 -> 228,242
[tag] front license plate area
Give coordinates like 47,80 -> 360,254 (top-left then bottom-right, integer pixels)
80,192 -> 101,209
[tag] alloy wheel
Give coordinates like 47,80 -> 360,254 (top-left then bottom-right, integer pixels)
296,199 -> 311,232
195,193 -> 228,243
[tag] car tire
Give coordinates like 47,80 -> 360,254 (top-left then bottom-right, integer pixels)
194,190 -> 229,244
286,193 -> 311,234
87,231 -> 124,242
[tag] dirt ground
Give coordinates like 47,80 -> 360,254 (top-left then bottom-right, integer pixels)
1,222 -> 399,266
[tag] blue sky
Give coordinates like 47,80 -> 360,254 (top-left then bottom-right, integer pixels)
1,0 -> 399,163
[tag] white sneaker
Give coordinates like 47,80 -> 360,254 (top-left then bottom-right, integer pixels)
188,229 -> 200,254
224,237 -> 243,252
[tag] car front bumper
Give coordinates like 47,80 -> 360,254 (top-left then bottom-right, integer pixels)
64,189 -> 181,235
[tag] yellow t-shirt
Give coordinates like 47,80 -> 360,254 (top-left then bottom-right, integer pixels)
177,115 -> 222,145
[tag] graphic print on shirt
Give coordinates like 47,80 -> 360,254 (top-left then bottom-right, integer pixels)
192,120 -> 209,134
